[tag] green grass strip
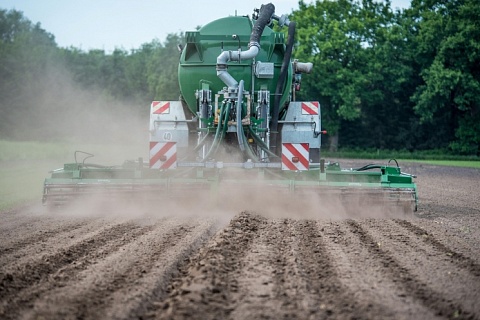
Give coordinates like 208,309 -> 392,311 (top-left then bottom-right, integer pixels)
398,159 -> 480,169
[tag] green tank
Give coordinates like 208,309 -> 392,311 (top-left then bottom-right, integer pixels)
178,14 -> 291,116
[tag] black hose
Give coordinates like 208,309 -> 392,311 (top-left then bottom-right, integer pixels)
212,103 -> 230,156
271,21 -> 295,133
353,164 -> 382,171
247,125 -> 279,159
271,21 -> 296,154
388,159 -> 400,167
202,103 -> 226,162
250,3 -> 275,46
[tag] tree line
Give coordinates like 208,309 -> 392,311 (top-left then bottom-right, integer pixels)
293,0 -> 479,155
0,0 -> 478,155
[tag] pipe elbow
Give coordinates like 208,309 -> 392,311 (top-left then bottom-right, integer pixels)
217,50 -> 231,65
216,3 -> 273,89
239,46 -> 259,61
295,61 -> 313,74
217,70 -> 238,88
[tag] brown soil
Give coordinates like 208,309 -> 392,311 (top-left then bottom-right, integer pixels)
1,161 -> 479,320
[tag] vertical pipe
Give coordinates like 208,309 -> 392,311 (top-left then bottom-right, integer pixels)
237,80 -> 246,151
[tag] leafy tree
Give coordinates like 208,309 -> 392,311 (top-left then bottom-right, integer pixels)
292,0 -> 367,150
146,34 -> 182,101
292,0 -> 419,150
348,0 -> 426,151
0,9 -> 58,139
407,0 -> 480,155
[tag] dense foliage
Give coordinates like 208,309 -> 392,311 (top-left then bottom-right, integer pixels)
293,0 -> 479,155
0,1 -> 478,155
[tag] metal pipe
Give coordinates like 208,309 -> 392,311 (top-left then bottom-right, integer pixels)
277,120 -> 316,124
237,80 -> 246,151
217,47 -> 259,88
294,61 -> 313,74
153,116 -> 197,124
216,3 -> 275,88
194,132 -> 210,152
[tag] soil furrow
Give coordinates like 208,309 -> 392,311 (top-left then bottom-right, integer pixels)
395,219 -> 480,277
0,221 -> 154,319
155,212 -> 263,320
0,219 -> 101,266
413,206 -> 480,263
291,220 -> 388,320
0,206 -> 49,231
101,220 -> 220,320
319,221 -> 438,319
0,222 -> 82,253
227,218 -> 305,319
269,220 -> 306,317
363,218 -> 480,316
346,219 -> 475,319
22,219 -> 218,320
0,213 -> 91,251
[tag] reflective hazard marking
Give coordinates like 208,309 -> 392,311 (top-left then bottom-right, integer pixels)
282,143 -> 309,171
149,141 -> 177,169
151,101 -> 170,114
301,101 -> 319,115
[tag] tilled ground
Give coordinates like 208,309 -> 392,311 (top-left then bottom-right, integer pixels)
1,161 -> 479,319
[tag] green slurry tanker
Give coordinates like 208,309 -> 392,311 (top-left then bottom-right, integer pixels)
43,3 -> 418,215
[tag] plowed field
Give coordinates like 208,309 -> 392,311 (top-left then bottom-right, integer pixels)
1,162 -> 479,319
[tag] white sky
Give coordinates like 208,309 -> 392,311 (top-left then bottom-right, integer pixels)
0,0 -> 412,52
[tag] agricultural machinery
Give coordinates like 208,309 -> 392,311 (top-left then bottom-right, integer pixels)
43,3 -> 417,215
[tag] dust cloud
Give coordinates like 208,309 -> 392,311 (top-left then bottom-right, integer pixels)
45,192 -> 237,230
216,181 -> 407,220
42,143 -> 410,224
195,145 -> 410,220
42,173 -> 410,227
8,60 -> 149,163
26,65 -> 407,223
7,53 -> 156,222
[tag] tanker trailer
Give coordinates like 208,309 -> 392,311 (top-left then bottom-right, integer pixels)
43,3 -> 417,215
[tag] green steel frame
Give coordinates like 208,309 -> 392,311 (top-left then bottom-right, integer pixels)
43,159 -> 418,212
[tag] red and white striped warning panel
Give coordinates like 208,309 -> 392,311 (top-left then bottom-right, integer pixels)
282,143 -> 310,171
301,101 -> 319,115
149,141 -> 177,169
151,101 -> 170,114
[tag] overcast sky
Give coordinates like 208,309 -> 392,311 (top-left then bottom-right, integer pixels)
0,0 -> 412,52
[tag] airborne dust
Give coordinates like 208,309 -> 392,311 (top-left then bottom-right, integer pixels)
7,56 -> 404,223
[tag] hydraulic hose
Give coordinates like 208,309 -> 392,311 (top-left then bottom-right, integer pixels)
212,103 -> 230,156
353,164 -> 382,171
250,3 -> 275,46
247,125 -> 279,159
244,138 -> 259,162
202,103 -> 226,161
271,21 -> 296,152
